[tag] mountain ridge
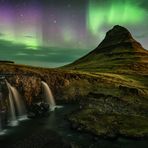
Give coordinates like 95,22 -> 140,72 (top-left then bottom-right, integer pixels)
64,25 -> 148,74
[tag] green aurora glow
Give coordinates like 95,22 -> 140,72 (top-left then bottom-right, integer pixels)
0,31 -> 40,49
87,0 -> 147,35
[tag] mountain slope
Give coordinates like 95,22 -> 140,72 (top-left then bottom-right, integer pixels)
64,26 -> 148,138
65,25 -> 148,75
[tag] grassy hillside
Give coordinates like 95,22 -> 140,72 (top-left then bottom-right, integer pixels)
0,60 -> 148,138
63,25 -> 148,138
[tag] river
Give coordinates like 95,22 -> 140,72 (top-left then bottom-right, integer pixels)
0,105 -> 148,148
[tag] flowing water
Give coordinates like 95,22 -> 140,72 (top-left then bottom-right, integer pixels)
9,86 -> 26,117
0,105 -> 148,148
1,80 -> 57,135
0,116 -> 2,132
5,81 -> 17,126
5,80 -> 26,117
5,80 -> 27,127
1,81 -> 147,147
41,81 -> 56,111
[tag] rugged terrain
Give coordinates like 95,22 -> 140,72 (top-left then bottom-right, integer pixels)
66,25 -> 148,138
0,25 -> 148,138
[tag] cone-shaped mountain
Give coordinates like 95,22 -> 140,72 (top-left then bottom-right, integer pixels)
65,25 -> 148,74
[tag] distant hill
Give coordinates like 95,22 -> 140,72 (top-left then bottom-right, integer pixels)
0,60 -> 14,64
64,25 -> 148,75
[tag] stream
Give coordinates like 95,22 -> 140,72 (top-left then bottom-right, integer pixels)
0,105 -> 148,148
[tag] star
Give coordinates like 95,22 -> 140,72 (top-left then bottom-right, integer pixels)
53,20 -> 57,24
20,14 -> 24,17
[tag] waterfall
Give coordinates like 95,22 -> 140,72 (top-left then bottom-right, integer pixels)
5,80 -> 26,125
0,115 -> 2,132
0,111 -> 7,135
0,117 -> 4,135
5,80 -> 18,126
41,81 -> 56,111
9,86 -> 26,117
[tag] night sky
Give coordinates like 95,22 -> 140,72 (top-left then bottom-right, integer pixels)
0,0 -> 148,67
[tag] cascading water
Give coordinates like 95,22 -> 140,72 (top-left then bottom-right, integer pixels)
5,80 -> 27,125
9,86 -> 26,117
5,80 -> 18,126
0,110 -> 7,135
41,81 -> 56,111
0,116 -> 2,131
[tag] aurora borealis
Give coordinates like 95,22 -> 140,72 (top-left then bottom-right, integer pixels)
87,0 -> 146,35
0,0 -> 148,67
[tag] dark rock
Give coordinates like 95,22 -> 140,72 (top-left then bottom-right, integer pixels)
28,102 -> 49,118
119,85 -> 139,95
88,92 -> 106,98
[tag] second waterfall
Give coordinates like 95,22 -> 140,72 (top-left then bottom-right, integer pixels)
5,80 -> 26,125
41,81 -> 56,111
